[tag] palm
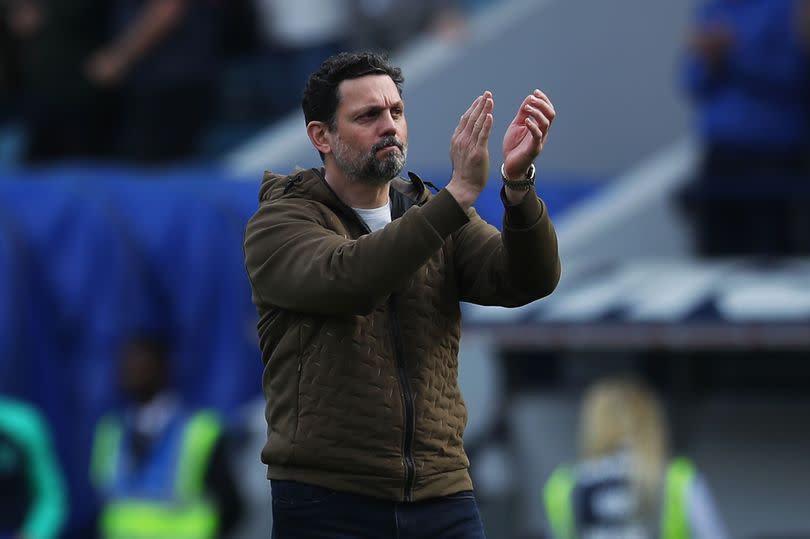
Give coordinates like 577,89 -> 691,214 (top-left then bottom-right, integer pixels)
501,90 -> 555,178
502,118 -> 541,177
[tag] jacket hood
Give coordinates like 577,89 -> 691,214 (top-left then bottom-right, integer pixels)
258,168 -> 432,210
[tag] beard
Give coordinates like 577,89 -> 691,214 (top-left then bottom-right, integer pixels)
332,134 -> 407,185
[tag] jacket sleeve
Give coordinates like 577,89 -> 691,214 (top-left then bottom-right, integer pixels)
452,187 -> 561,307
244,189 -> 469,315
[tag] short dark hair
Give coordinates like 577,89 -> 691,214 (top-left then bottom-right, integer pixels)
302,50 -> 404,131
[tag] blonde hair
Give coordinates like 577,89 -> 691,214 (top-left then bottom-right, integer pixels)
578,376 -> 669,514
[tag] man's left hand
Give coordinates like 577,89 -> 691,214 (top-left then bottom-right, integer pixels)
502,89 -> 555,180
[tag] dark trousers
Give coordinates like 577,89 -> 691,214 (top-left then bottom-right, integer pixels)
271,480 -> 487,539
681,145 -> 810,257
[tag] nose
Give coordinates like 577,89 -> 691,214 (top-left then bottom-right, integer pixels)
378,110 -> 397,137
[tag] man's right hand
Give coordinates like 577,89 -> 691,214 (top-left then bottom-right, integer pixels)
446,91 -> 494,210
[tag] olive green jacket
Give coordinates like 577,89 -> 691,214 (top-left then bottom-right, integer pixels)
243,168 -> 560,501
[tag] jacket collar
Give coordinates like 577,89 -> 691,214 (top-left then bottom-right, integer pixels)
259,167 -> 433,221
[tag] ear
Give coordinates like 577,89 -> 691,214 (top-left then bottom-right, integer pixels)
306,121 -> 332,156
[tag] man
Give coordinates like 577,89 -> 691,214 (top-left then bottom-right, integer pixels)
3,0 -> 112,162
680,0 -> 810,256
89,335 -> 243,539
243,50 -> 560,538
86,0 -> 220,163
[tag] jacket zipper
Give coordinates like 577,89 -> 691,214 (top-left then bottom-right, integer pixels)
389,295 -> 416,501
325,176 -> 418,501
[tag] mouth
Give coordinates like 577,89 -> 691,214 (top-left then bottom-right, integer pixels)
376,144 -> 400,154
373,138 -> 403,155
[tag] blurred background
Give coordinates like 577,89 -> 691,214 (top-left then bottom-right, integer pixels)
0,0 -> 809,538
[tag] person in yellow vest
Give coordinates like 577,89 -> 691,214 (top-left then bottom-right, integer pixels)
89,334 -> 244,539
542,376 -> 728,539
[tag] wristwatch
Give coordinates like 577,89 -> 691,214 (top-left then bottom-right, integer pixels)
501,163 -> 536,190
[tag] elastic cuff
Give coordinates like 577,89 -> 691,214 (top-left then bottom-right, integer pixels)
501,186 -> 545,229
421,189 -> 471,238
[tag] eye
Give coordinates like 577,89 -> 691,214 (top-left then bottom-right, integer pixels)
392,107 -> 403,118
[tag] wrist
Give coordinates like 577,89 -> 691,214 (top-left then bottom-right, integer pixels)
500,163 -> 536,190
502,162 -> 533,181
445,181 -> 478,211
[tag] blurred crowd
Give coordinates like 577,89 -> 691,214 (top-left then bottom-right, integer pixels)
679,0 -> 810,257
1,334 -> 245,539
0,0 -> 492,167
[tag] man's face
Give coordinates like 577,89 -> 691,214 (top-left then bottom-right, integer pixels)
328,74 -> 408,185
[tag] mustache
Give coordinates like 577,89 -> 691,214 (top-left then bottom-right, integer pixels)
371,136 -> 404,153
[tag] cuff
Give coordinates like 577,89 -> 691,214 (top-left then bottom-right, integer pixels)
421,188 -> 471,238
500,186 -> 545,229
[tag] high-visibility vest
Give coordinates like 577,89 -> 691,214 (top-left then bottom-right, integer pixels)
543,457 -> 697,539
90,409 -> 222,539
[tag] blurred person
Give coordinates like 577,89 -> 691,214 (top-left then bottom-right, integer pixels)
87,0 -> 221,164
680,0 -> 810,256
250,0 -> 351,120
347,0 -> 467,52
243,50 -> 561,538
2,0 -> 113,163
0,395 -> 66,539
543,377 -> 727,539
89,334 -> 244,539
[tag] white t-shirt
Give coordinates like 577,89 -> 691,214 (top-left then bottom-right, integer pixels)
353,202 -> 392,232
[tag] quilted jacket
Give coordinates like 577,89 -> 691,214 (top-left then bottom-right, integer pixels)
243,167 -> 560,502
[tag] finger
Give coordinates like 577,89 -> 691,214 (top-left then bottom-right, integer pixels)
471,94 -> 493,140
463,92 -> 489,130
518,93 -> 554,125
455,95 -> 482,136
513,94 -> 534,121
532,88 -> 553,107
511,92 -> 549,126
466,91 -> 491,137
514,90 -> 552,115
476,112 -> 494,146
525,115 -> 546,144
530,91 -> 556,123
525,105 -> 551,132
529,95 -> 555,121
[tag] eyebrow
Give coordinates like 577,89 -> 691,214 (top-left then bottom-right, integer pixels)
352,101 -> 404,117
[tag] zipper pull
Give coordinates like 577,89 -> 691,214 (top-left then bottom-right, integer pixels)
284,175 -> 303,194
